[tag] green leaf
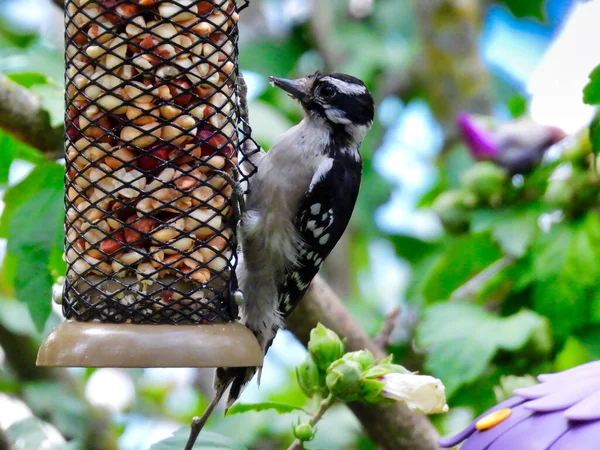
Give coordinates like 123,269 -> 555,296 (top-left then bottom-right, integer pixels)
507,95 -> 527,118
240,31 -> 308,78
421,232 -> 502,303
471,208 -> 540,257
554,336 -> 591,372
418,178 -> 447,208
389,235 -> 440,265
444,144 -> 474,189
0,22 -> 36,48
0,377 -> 19,393
0,129 -> 46,185
530,215 -> 600,340
0,162 -> 63,237
149,427 -> 246,450
574,325 -> 600,361
226,402 -> 308,416
2,163 -> 64,330
0,296 -> 37,336
417,303 -> 549,396
7,71 -> 49,88
0,41 -> 64,84
30,83 -> 64,128
14,260 -> 55,332
6,418 -> 78,450
589,288 -> 600,324
584,64 -> 600,105
337,22 -> 410,81
499,0 -> 546,20
23,382 -> 89,441
589,111 -> 600,156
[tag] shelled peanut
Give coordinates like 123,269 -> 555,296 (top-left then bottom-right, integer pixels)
64,0 -> 240,308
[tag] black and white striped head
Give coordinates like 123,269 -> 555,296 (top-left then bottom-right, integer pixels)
270,72 -> 375,143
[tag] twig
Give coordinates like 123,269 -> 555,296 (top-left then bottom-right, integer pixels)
373,305 -> 401,350
0,75 -> 62,155
450,255 -> 515,302
185,417 -> 203,450
184,383 -> 229,450
286,275 -> 439,450
287,394 -> 335,450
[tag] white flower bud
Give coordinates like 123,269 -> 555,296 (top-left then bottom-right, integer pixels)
380,373 -> 448,414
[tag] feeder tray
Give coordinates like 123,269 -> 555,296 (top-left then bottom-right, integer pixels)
37,321 -> 262,368
38,0 -> 262,368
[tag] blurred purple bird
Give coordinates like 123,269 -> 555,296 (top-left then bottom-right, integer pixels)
457,113 -> 566,175
439,361 -> 600,450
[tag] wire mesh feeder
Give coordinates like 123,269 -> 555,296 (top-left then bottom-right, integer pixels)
37,0 -> 263,368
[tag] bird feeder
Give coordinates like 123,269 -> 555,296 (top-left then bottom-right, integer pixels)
37,0 -> 263,369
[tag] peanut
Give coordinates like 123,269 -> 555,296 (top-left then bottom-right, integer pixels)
151,226 -> 180,243
121,122 -> 161,147
159,104 -> 182,120
126,102 -> 160,125
159,1 -> 199,22
185,209 -> 223,239
124,81 -> 154,103
105,34 -> 128,71
105,147 -> 136,170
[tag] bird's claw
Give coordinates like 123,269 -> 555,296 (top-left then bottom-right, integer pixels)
212,166 -> 246,223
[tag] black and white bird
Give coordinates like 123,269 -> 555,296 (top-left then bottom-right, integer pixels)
212,72 -> 375,410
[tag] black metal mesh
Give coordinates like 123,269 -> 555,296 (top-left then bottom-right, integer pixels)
63,0 -> 254,324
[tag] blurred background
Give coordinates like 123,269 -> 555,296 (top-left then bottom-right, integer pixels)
0,0 -> 599,448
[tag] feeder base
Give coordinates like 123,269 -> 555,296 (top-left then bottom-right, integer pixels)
37,321 -> 263,368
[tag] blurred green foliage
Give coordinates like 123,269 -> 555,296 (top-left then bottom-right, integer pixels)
500,0 -> 546,20
4,0 -> 600,448
150,428 -> 246,450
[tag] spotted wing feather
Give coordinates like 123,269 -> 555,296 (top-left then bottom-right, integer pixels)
278,157 -> 362,317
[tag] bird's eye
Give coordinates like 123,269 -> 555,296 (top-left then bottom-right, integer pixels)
320,85 -> 336,98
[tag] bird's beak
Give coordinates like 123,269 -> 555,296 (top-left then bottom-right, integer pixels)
269,76 -> 310,103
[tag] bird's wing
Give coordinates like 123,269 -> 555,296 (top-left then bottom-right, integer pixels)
278,157 -> 362,317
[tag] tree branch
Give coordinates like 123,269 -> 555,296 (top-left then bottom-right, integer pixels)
373,305 -> 402,351
287,275 -> 439,450
410,0 -> 493,133
0,75 -> 62,155
309,0 -> 343,69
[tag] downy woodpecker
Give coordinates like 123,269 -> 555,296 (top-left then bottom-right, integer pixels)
215,72 -> 375,408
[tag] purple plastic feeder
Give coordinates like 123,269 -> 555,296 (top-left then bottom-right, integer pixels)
439,362 -> 600,450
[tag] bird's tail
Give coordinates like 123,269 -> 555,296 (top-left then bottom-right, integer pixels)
192,321 -> 276,435
192,366 -> 258,436
216,366 -> 259,410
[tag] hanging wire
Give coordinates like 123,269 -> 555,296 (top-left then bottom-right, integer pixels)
236,0 -> 251,12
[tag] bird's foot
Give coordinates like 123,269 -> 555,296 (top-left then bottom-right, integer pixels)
213,166 -> 246,223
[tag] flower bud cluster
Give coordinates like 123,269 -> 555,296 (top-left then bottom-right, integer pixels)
298,323 -> 448,413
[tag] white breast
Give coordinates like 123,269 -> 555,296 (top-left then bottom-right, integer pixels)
240,117 -> 331,282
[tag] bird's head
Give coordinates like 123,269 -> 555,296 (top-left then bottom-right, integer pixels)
269,72 -> 375,143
